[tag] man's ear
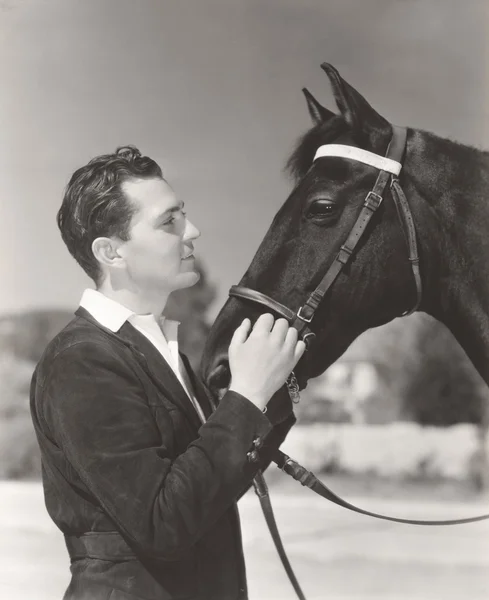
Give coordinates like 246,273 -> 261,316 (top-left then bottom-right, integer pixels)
91,237 -> 124,268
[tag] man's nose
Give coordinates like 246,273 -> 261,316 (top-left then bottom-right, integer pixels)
184,219 -> 200,241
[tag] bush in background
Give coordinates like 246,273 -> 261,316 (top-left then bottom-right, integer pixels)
0,354 -> 40,479
280,423 -> 485,488
402,319 -> 488,426
298,314 -> 489,428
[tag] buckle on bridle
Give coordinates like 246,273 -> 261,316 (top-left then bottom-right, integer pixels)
296,305 -> 313,323
364,190 -> 383,211
337,244 -> 353,265
280,456 -> 295,473
302,331 -> 316,349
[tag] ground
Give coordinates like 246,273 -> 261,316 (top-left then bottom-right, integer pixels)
1,473 -> 488,599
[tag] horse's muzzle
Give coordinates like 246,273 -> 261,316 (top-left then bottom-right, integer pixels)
205,359 -> 231,402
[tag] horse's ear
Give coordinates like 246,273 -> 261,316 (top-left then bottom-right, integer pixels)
320,63 -> 390,144
302,87 -> 335,125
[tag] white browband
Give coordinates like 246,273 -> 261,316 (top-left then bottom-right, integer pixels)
313,144 -> 402,175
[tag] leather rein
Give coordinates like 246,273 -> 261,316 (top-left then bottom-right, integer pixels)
227,126 -> 489,600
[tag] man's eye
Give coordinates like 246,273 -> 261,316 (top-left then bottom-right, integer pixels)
161,209 -> 186,227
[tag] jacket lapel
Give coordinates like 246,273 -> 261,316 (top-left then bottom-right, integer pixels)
74,307 -> 202,433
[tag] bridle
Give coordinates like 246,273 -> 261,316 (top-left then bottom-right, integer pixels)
229,125 -> 422,349
224,125 -> 489,600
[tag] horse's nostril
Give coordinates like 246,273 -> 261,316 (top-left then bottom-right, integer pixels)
207,361 -> 231,401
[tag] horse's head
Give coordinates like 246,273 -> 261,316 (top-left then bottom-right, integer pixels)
202,63 -> 427,398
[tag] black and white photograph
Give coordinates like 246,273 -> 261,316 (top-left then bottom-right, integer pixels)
1,1 -> 488,599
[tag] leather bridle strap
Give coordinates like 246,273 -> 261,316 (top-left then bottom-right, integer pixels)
293,168 -> 391,326
229,286 -> 297,323
253,437 -> 489,600
229,286 -> 317,347
253,472 -> 306,600
391,177 -> 422,315
294,125 -> 409,326
273,450 -> 489,526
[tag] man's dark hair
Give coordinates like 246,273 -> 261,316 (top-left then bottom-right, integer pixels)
57,145 -> 163,284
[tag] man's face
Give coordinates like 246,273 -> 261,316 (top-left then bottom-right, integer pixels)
116,177 -> 201,295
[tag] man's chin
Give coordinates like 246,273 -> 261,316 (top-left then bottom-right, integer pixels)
177,270 -> 201,289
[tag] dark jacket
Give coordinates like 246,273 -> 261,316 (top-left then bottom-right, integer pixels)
30,307 -> 295,600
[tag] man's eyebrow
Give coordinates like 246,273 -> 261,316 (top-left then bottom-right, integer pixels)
154,202 -> 185,222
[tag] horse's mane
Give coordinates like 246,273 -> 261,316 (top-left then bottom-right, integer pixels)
285,116 -> 347,181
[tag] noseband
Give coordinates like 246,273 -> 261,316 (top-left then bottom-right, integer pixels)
229,125 -> 422,347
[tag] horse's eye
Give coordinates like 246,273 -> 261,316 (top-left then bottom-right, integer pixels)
306,199 -> 337,220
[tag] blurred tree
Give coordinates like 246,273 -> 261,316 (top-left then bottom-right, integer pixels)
298,314 -> 426,423
0,310 -> 72,363
299,313 -> 489,428
402,319 -> 488,426
0,354 -> 40,479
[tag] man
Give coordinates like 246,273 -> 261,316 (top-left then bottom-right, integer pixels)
30,146 -> 305,600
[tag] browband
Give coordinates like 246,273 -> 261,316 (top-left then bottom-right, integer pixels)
314,144 -> 402,175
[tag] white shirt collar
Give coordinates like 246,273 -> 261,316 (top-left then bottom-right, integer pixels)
79,288 -> 179,341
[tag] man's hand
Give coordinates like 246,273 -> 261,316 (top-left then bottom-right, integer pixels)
228,314 -> 306,412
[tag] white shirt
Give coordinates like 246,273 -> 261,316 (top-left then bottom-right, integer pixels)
79,288 -> 206,424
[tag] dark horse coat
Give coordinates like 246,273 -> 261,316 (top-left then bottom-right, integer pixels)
30,307 -> 295,600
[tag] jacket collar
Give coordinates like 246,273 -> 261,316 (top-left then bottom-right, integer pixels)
74,306 -> 212,431
79,288 -> 133,332
79,288 -> 180,342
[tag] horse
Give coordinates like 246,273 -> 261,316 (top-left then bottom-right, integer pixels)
201,62 -> 489,402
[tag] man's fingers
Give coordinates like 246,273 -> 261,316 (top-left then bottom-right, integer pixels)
250,313 -> 275,335
284,325 -> 299,349
283,327 -> 306,364
230,318 -> 251,347
270,318 -> 289,343
230,316 -> 305,366
293,340 -> 307,363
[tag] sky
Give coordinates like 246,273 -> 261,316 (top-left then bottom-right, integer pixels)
1,0 -> 488,319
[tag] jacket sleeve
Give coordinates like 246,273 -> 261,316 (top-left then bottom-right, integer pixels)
235,410 -> 296,502
41,341 -> 281,561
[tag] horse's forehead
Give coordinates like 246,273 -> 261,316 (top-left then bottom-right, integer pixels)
287,123 -> 354,180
